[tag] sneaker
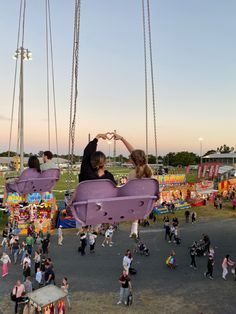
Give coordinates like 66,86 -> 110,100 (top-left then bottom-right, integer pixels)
204,272 -> 207,277
209,276 -> 213,280
109,244 -> 113,247
102,244 -> 105,247
222,277 -> 226,281
117,301 -> 122,305
190,265 -> 193,268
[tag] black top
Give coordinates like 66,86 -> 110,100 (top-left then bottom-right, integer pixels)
79,138 -> 116,185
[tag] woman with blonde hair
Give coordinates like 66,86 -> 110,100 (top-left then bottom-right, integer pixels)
114,134 -> 153,237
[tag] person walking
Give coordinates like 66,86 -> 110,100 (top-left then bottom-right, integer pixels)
23,261 -> 31,282
24,276 -> 33,293
190,243 -> 197,270
222,254 -> 234,280
25,234 -> 34,256
12,238 -> 20,264
12,280 -> 25,314
35,267 -> 43,289
79,232 -> 87,256
204,255 -> 214,279
42,236 -> 50,255
61,277 -> 71,309
34,250 -> 41,274
185,210 -> 190,223
88,231 -> 97,253
123,250 -> 133,275
117,270 -> 132,305
58,225 -> 63,245
191,212 -> 197,224
102,228 -> 111,247
0,252 -> 11,277
1,226 -> 8,248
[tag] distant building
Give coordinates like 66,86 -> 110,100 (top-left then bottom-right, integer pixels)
203,152 -> 236,167
0,156 -> 68,170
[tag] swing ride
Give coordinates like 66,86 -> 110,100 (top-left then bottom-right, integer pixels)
5,0 -> 159,232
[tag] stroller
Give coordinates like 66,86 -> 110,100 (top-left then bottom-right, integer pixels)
135,241 -> 150,256
194,241 -> 208,256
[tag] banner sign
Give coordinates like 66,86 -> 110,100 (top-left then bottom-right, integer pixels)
157,174 -> 186,185
208,164 -> 215,179
213,163 -> 220,178
197,165 -> 202,179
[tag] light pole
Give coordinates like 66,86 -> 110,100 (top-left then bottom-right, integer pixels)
108,141 -> 111,165
198,137 -> 203,164
14,47 -> 32,172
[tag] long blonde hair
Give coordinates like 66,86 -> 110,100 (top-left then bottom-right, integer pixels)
130,150 -> 152,179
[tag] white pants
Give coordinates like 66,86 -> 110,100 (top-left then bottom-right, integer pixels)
222,267 -> 228,279
119,287 -> 129,304
130,220 -> 138,237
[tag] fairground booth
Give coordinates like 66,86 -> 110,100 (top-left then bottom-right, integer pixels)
26,285 -> 67,314
153,174 -> 191,214
5,169 -> 59,234
187,181 -> 218,207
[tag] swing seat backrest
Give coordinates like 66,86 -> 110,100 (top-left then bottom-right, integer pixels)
71,178 -> 159,226
6,169 -> 60,195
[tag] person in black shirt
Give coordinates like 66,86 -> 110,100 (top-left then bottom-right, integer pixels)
79,133 -> 116,185
117,270 -> 132,305
44,263 -> 55,285
42,237 -> 50,255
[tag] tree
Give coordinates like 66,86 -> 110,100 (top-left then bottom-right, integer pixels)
217,145 -> 234,154
163,151 -> 199,167
203,150 -> 216,156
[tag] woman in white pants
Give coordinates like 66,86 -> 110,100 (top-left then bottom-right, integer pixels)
222,254 -> 234,280
114,134 -> 153,238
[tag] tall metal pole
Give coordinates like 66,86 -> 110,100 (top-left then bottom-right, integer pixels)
19,47 -> 24,172
113,129 -> 116,163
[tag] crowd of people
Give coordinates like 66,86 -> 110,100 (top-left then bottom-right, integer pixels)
0,133 -> 235,312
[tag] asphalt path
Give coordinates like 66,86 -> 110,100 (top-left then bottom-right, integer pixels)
0,218 -> 236,313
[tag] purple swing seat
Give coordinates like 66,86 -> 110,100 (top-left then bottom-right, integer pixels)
6,169 -> 60,195
70,178 -> 159,225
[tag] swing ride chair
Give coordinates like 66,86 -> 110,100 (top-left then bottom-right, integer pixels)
6,169 -> 60,195
69,178 -> 159,226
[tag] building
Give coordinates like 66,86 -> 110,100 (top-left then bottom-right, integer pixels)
203,152 -> 236,167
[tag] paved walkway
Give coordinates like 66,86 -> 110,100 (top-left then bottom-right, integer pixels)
0,218 -> 236,313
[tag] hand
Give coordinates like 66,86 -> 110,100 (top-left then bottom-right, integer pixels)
113,133 -> 123,141
96,133 -> 107,140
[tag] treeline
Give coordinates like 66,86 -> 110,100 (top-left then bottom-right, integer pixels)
1,143 -> 234,167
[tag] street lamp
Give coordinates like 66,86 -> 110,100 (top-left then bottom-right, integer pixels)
108,141 -> 111,165
198,137 -> 203,164
13,47 -> 32,172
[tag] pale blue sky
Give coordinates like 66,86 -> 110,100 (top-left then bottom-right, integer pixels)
0,0 -> 235,156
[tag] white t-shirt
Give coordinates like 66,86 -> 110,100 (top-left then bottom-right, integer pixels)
123,255 -> 132,269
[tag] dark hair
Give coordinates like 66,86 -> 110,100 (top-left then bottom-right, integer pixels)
28,155 -> 41,172
43,151 -> 53,160
90,151 -> 106,171
130,149 -> 152,179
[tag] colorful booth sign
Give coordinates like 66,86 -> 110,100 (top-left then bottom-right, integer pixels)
156,174 -> 186,186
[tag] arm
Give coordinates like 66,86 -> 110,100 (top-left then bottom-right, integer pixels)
114,134 -> 134,153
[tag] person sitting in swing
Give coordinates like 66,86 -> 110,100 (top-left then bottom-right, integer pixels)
40,151 -> 59,171
79,133 -> 116,185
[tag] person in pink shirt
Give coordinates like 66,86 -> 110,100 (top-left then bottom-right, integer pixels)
12,280 -> 25,314
222,254 -> 234,280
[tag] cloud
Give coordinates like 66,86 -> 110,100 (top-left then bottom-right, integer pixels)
0,115 -> 10,121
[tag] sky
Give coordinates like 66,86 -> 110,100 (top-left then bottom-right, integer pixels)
0,0 -> 235,157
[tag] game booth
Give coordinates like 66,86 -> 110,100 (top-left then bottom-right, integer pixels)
5,169 -> 60,234
153,174 -> 191,215
187,180 -> 218,207
26,285 -> 67,314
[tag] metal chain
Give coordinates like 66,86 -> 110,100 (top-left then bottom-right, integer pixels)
47,0 -> 59,164
67,0 -> 81,191
45,0 -> 51,150
146,0 -> 158,164
142,0 -> 149,161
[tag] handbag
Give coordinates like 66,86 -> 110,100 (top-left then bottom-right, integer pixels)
10,287 -> 17,302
